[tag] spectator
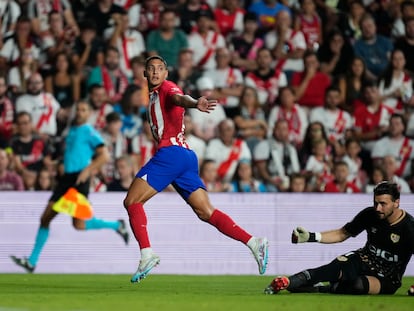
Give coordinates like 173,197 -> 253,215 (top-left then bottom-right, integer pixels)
265,9 -> 306,79
40,10 -> 77,66
177,0 -> 214,34
8,47 -> 38,97
0,0 -> 21,41
10,111 -> 54,175
364,165 -> 386,193
336,0 -> 365,45
341,137 -> 367,191
188,9 -> 226,71
168,48 -> 202,96
106,9 -> 146,78
353,13 -> 393,81
87,46 -> 129,105
291,49 -> 331,110
189,76 -> 226,142
0,148 -> 24,191
391,0 -> 414,38
34,167 -> 54,191
71,19 -> 105,81
214,0 -> 245,38
248,0 -> 290,33
295,0 -> 322,51
233,86 -> 267,153
203,47 -> 244,117
15,73 -> 62,139
113,0 -> 141,29
205,118 -> 252,183
130,114 -> 155,171
323,160 -> 361,193
309,85 -> 353,148
317,28 -> 354,82
184,113 -> 206,167
136,0 -> 164,36
254,119 -> 300,192
199,159 -> 230,192
230,12 -> 263,73
377,49 -> 412,112
44,52 -> 81,131
337,56 -> 370,114
84,0 -> 124,37
230,160 -> 267,192
0,75 -> 14,143
27,0 -> 79,37
382,154 -> 411,193
371,113 -> 414,179
394,17 -> 414,76
244,47 -> 288,108
304,137 -> 334,192
107,155 -> 135,192
299,121 -> 332,170
85,84 -> 114,131
0,16 -> 40,72
267,86 -> 308,148
113,84 -> 145,140
146,9 -> 188,69
100,112 -> 128,183
353,80 -> 393,153
289,172 -> 307,192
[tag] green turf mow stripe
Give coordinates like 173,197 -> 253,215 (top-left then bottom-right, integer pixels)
0,275 -> 413,311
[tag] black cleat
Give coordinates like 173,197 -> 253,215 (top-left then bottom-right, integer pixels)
116,219 -> 129,245
10,256 -> 35,273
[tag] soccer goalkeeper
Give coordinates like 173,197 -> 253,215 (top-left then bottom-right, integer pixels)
265,181 -> 414,295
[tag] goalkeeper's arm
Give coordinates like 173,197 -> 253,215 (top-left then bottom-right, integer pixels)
292,227 -> 351,244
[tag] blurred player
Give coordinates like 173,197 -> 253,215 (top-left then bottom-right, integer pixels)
10,101 -> 129,273
124,55 -> 269,283
265,181 -> 414,295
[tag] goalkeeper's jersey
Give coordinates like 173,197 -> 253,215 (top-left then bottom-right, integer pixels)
344,207 -> 414,282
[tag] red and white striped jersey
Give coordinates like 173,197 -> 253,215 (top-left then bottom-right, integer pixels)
148,80 -> 189,149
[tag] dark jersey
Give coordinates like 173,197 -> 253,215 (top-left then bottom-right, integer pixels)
10,135 -> 53,172
344,207 -> 414,283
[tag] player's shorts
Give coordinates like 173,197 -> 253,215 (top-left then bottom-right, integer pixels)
333,251 -> 400,294
136,146 -> 206,200
49,172 -> 90,202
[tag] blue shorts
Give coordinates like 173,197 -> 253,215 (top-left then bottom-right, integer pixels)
136,146 -> 206,200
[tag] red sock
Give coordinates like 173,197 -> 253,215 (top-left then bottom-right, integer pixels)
127,203 -> 151,249
208,209 -> 252,244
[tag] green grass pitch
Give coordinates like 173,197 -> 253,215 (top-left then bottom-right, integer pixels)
0,274 -> 413,311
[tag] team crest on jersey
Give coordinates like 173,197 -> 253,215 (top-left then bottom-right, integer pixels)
390,233 -> 400,243
336,255 -> 348,262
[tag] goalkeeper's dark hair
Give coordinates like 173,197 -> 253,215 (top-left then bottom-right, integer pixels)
373,181 -> 400,201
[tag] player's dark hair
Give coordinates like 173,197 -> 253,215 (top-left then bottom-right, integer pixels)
145,55 -> 168,69
373,181 -> 400,201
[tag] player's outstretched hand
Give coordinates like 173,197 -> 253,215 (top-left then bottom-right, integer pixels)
197,97 -> 217,113
292,226 -> 310,243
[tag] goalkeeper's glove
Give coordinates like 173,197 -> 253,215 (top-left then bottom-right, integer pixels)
291,226 -> 321,243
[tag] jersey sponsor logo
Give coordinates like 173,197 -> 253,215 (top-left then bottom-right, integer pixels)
368,244 -> 398,262
390,233 -> 400,243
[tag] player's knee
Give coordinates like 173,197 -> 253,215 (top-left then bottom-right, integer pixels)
123,196 -> 139,209
72,221 -> 84,230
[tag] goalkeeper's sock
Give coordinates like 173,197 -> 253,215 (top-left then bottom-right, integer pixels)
208,209 -> 251,244
85,217 -> 119,230
28,227 -> 49,266
307,260 -> 342,283
127,202 -> 151,249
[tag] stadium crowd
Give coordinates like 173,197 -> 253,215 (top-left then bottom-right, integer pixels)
1,0 -> 414,194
